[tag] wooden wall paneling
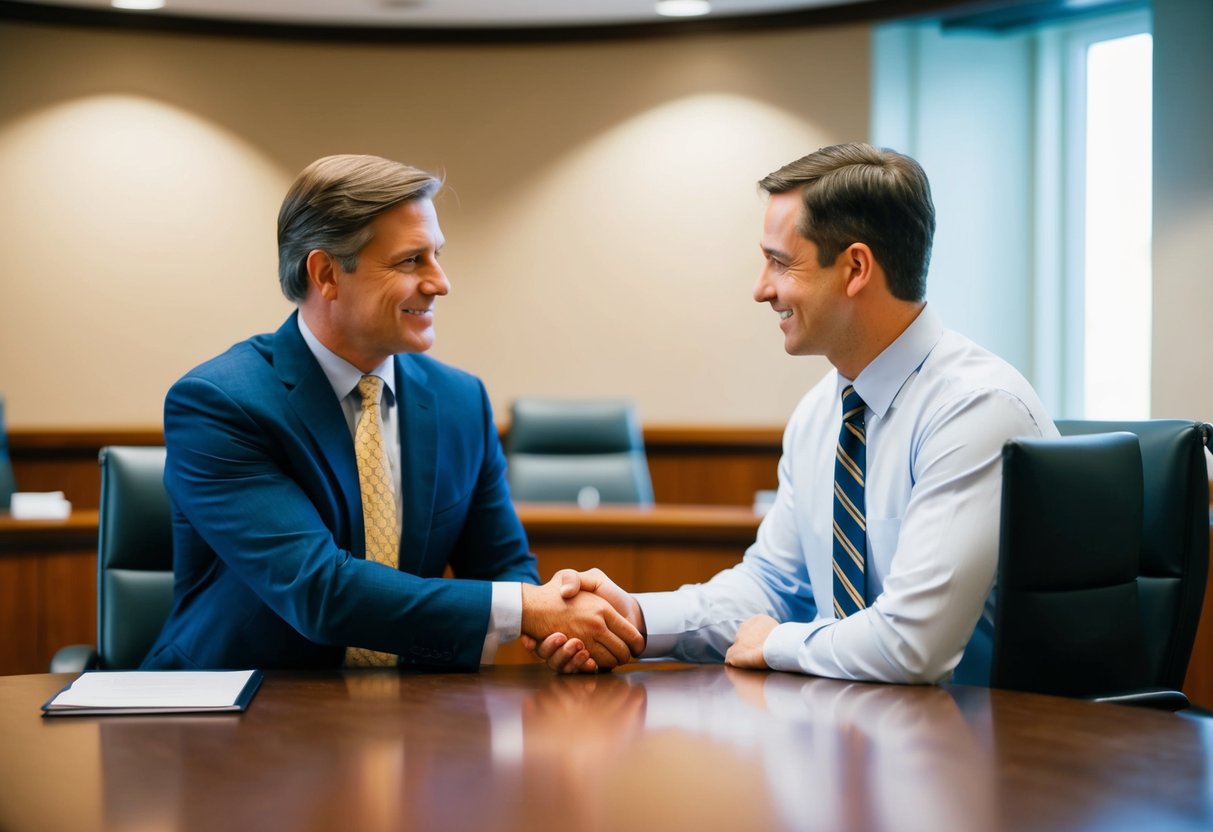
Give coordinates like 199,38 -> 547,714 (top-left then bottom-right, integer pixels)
39,550 -> 97,668
0,555 -> 43,675
10,455 -> 103,510
635,545 -> 745,592
1181,524 -> 1213,709
0,513 -> 99,675
646,453 -> 779,506
8,429 -> 161,510
7,426 -> 785,510
643,426 -> 782,507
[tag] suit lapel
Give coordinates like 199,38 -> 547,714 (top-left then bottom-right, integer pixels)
396,354 -> 437,573
272,313 -> 365,555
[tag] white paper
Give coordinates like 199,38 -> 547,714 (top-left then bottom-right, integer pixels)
10,491 -> 72,519
45,670 -> 258,713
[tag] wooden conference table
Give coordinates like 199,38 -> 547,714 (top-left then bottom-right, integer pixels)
1,664 -> 1210,832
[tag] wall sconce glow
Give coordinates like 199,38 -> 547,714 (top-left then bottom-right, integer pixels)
112,0 -> 165,9
655,0 -> 711,17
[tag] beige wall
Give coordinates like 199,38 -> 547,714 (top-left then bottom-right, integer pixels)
0,20 -> 869,429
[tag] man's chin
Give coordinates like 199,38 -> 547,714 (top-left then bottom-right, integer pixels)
396,332 -> 435,355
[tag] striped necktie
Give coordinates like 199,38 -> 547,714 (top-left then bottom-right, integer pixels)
832,385 -> 867,619
345,375 -> 401,668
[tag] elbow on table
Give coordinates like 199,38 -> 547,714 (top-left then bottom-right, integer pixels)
891,663 -> 953,686
878,642 -> 957,686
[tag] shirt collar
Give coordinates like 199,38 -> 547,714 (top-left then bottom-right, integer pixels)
296,313 -> 396,403
841,304 -> 943,420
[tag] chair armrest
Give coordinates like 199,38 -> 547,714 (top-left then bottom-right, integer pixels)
49,644 -> 99,674
1092,687 -> 1191,711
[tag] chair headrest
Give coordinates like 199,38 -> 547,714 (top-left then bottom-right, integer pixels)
507,399 -> 644,455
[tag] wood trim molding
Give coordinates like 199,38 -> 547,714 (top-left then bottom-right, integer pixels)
642,425 -> 783,451
515,503 -> 761,544
7,428 -> 163,452
8,425 -> 783,451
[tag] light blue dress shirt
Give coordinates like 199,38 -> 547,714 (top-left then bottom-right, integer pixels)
637,306 -> 1057,684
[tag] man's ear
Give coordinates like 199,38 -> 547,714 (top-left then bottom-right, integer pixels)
305,250 -> 341,301
841,242 -> 876,300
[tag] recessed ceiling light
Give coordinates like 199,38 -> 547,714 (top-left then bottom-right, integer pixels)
112,0 -> 165,10
655,0 -> 711,18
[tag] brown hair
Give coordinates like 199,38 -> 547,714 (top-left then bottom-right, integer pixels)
277,154 -> 441,302
759,143 -> 935,301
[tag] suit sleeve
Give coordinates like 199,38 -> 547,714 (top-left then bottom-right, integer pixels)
165,373 -> 495,670
445,378 -> 540,585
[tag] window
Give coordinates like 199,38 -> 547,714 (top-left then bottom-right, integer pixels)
871,8 -> 1154,419
1076,29 -> 1153,418
1054,12 -> 1153,418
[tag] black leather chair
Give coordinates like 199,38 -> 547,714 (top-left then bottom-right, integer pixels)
1055,419 -> 1212,702
505,399 -> 654,505
50,446 -> 175,672
0,395 -> 16,510
992,420 -> 1211,710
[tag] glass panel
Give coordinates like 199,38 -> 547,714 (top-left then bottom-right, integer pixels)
1083,33 -> 1152,419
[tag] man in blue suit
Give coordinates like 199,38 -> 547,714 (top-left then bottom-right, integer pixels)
142,154 -> 642,672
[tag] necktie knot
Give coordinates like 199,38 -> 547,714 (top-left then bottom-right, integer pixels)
358,375 -> 383,410
842,385 -> 866,428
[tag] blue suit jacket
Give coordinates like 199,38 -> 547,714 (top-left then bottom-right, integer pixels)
142,313 -> 539,671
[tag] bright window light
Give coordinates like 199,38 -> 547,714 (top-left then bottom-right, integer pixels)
1082,32 -> 1152,419
656,1 -> 711,18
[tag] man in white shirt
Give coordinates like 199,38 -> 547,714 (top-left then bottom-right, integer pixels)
531,143 -> 1056,684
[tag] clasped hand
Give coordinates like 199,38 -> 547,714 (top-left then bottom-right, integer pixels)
522,572 -> 777,673
520,569 -> 645,673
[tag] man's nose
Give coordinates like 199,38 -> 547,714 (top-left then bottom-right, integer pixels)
423,263 -> 450,296
752,269 -> 775,304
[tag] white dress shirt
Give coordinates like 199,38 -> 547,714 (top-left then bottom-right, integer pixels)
297,315 -> 521,663
637,305 -> 1056,684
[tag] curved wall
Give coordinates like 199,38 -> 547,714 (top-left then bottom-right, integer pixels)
0,21 -> 868,427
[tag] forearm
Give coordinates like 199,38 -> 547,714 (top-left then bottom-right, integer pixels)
636,560 -> 815,663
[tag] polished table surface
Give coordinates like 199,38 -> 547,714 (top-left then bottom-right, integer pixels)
1,664 -> 1210,832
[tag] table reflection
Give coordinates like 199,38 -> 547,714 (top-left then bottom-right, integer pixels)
631,665 -> 995,832
70,665 -> 1213,832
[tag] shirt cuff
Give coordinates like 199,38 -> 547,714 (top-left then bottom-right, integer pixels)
635,591 -> 689,658
763,620 -> 816,672
482,582 -> 523,664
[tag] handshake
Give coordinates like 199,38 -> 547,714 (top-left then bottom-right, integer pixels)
520,569 -> 645,673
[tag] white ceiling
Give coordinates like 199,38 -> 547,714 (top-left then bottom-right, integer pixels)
5,0 -> 874,29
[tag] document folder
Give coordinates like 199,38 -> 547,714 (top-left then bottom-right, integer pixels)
42,669 -> 262,716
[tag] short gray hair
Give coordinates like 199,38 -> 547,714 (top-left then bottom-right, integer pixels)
277,154 -> 442,302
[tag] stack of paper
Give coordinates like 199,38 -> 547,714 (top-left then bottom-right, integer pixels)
42,670 -> 262,716
10,491 -> 72,519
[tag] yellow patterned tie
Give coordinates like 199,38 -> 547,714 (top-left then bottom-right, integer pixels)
344,375 -> 401,668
